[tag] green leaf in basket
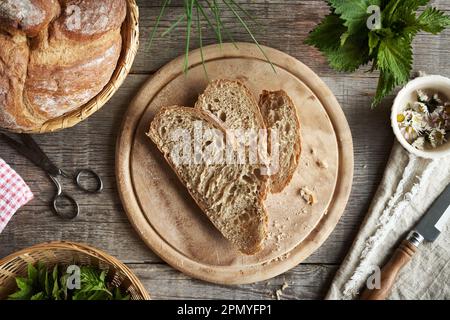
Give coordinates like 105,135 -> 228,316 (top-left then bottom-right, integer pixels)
72,267 -> 112,300
5,262 -> 131,301
52,265 -> 62,300
59,272 -> 70,300
8,277 -> 34,300
44,269 -> 51,297
30,292 -> 46,300
27,263 -> 38,286
37,262 -> 48,293
113,287 -> 130,300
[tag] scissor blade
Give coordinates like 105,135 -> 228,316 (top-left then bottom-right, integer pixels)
0,133 -> 61,176
0,133 -> 37,162
415,183 -> 450,242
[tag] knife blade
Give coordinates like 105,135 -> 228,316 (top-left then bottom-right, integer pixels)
409,183 -> 450,245
361,182 -> 450,300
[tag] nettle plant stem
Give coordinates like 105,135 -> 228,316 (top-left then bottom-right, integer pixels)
147,0 -> 275,75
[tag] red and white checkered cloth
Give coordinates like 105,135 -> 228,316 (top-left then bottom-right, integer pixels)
0,158 -> 33,233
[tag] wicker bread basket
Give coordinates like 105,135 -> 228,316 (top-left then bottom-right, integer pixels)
21,0 -> 139,134
0,241 -> 150,300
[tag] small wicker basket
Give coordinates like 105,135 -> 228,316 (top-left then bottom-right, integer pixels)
0,241 -> 150,300
21,0 -> 139,134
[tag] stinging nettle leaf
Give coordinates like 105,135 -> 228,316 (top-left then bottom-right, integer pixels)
417,7 -> 450,34
8,277 -> 33,300
27,263 -> 38,285
377,36 -> 412,83
368,32 -> 380,55
44,269 -> 51,297
51,265 -> 61,300
30,292 -> 46,300
326,36 -> 371,72
7,262 -> 129,301
373,69 -> 399,107
305,12 -> 370,72
373,35 -> 413,107
305,14 -> 347,52
329,0 -> 382,35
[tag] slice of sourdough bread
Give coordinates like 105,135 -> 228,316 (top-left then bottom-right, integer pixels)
195,79 -> 269,186
259,90 -> 302,193
147,106 -> 268,255
196,80 -> 302,193
195,79 -> 266,130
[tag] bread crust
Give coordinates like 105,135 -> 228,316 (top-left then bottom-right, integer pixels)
259,90 -> 302,193
25,31 -> 122,119
0,32 -> 37,129
147,106 -> 269,255
0,0 -> 60,37
0,0 -> 126,131
54,0 -> 126,41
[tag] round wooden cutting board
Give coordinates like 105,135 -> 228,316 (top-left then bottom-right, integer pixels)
116,43 -> 353,284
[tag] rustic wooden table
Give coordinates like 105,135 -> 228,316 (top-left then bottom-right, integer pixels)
1,0 -> 449,300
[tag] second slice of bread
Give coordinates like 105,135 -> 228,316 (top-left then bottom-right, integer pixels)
147,106 -> 268,255
259,90 -> 302,193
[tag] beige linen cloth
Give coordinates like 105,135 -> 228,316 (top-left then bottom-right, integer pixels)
326,141 -> 450,300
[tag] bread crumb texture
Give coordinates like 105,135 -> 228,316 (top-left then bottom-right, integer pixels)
147,106 -> 268,255
270,281 -> 290,300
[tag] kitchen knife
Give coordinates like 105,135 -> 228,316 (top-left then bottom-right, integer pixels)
361,183 -> 450,300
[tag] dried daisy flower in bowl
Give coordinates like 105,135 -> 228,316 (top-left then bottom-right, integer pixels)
392,75 -> 450,159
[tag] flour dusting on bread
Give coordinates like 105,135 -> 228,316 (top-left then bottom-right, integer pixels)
32,89 -> 98,117
0,102 -> 18,129
82,44 -> 117,68
61,0 -> 126,37
0,0 -> 44,28
64,3 -> 109,34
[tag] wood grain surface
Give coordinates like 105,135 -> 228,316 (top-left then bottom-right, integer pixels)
1,0 -> 449,299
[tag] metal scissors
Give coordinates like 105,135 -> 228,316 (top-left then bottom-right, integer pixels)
0,132 -> 103,219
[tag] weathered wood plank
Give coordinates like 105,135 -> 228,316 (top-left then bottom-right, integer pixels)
132,0 -> 450,75
128,263 -> 338,300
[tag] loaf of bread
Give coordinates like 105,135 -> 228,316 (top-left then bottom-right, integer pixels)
147,106 -> 269,255
0,0 -> 126,131
259,90 -> 302,193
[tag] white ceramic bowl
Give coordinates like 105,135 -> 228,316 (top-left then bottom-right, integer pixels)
391,75 -> 450,159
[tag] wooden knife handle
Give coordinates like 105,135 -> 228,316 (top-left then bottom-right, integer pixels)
360,240 -> 417,300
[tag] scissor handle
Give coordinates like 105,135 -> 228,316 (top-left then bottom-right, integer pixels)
48,170 -> 102,219
53,193 -> 79,220
48,175 -> 79,220
75,169 -> 103,193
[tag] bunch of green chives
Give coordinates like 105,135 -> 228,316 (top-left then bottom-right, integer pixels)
147,0 -> 274,74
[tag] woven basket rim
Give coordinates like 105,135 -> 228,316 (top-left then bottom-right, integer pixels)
0,241 -> 150,300
7,0 -> 139,134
